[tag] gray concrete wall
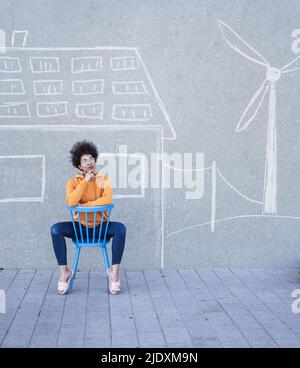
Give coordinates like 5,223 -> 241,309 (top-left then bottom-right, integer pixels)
1,0 -> 300,268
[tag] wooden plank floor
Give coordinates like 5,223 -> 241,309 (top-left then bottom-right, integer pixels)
1,268 -> 300,348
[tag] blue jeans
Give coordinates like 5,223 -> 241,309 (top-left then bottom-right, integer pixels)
51,221 -> 126,266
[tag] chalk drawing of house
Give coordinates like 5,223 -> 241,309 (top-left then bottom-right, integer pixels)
0,30 -> 177,269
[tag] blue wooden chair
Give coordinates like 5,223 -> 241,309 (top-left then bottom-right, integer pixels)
67,204 -> 114,291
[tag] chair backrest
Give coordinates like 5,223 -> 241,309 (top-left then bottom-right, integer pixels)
67,204 -> 114,246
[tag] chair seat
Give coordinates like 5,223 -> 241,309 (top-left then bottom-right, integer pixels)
72,239 -> 110,247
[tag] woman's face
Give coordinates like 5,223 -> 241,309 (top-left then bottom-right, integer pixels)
78,154 -> 96,174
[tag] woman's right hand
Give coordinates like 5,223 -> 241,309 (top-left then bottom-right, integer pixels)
84,170 -> 95,182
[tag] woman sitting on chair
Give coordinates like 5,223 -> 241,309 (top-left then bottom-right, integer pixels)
51,140 -> 126,295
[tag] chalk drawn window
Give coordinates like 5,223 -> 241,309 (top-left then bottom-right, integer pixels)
30,57 -> 59,73
37,101 -> 68,117
34,80 -> 63,95
0,57 -> 22,72
110,56 -> 140,71
75,102 -> 104,120
0,79 -> 25,95
112,104 -> 152,121
0,102 -> 30,118
71,57 -> 103,73
0,155 -> 45,203
72,79 -> 104,95
112,81 -> 147,95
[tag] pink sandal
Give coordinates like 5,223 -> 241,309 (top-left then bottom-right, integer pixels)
57,270 -> 73,295
106,270 -> 121,295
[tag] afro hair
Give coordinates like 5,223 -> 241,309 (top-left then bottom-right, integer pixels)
69,140 -> 99,169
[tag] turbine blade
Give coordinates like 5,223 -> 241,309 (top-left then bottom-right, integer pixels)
235,79 -> 269,132
281,54 -> 300,72
282,66 -> 300,74
218,19 -> 269,67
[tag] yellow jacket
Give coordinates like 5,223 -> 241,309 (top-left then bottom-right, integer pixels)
66,171 -> 113,227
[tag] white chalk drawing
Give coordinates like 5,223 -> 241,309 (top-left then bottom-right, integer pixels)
0,102 -> 30,117
164,158 -> 300,241
112,81 -> 148,95
72,79 -> 104,95
134,48 -> 177,141
0,57 -> 22,72
11,30 -> 28,47
110,56 -> 140,71
166,214 -> 300,240
161,19 -> 300,241
37,101 -> 68,117
71,56 -> 103,73
0,123 -> 162,131
0,154 -> 46,203
0,30 -> 6,53
75,102 -> 104,119
30,57 -> 59,73
163,20 -> 300,249
112,104 -> 152,121
0,79 -> 25,95
219,19 -> 300,214
34,80 -> 63,95
0,43 -> 176,139
0,289 -> 5,314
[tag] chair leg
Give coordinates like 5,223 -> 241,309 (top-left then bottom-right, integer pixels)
102,245 -> 110,271
70,247 -> 81,290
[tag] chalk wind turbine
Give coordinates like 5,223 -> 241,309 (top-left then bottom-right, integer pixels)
219,19 -> 300,214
